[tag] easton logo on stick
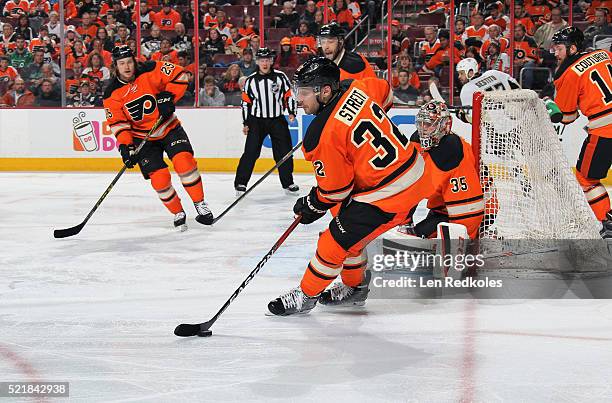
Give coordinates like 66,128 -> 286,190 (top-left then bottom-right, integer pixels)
125,94 -> 157,121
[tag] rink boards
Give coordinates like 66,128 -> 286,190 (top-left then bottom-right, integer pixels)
0,107 -> 609,184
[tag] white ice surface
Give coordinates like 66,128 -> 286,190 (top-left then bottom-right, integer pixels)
1,172 -> 611,402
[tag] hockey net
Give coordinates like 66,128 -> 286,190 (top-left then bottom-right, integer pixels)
472,89 -> 601,242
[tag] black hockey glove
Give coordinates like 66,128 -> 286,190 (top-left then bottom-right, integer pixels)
293,187 -> 335,224
455,108 -> 470,124
156,91 -> 175,119
118,143 -> 137,168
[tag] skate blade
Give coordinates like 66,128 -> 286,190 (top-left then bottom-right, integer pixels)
319,301 -> 367,309
264,310 -> 313,317
175,224 -> 188,232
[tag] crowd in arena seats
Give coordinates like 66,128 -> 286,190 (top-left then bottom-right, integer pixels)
0,0 -> 610,108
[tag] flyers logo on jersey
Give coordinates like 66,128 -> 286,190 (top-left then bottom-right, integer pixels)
125,94 -> 157,121
335,87 -> 368,126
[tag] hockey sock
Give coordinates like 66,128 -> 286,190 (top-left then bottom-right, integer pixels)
300,232 -> 348,296
340,251 -> 368,287
576,172 -> 610,221
150,168 -> 183,214
172,152 -> 204,203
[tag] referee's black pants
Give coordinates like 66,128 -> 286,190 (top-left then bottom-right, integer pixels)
235,116 -> 294,189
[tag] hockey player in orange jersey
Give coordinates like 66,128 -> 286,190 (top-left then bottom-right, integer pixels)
551,27 -> 612,237
402,101 -> 484,239
317,22 -> 376,81
103,46 -> 213,230
268,58 -> 433,315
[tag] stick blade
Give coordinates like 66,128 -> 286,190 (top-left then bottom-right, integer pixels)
174,323 -> 202,337
428,81 -> 445,103
53,223 -> 85,239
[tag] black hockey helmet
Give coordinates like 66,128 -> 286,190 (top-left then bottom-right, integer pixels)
318,22 -> 346,39
255,47 -> 276,59
551,26 -> 584,51
293,56 -> 340,92
112,45 -> 134,62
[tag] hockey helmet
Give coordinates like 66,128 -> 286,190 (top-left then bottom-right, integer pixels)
112,45 -> 134,62
255,47 -> 276,60
293,56 -> 340,93
416,100 -> 452,150
551,26 -> 584,51
318,22 -> 346,39
456,57 -> 479,79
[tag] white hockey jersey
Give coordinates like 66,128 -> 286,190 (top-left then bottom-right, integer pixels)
459,70 -> 520,106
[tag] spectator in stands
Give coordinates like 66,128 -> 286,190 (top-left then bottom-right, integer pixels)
9,35 -> 32,71
88,38 -> 112,66
136,0 -> 155,29
334,0 -> 355,30
1,23 -> 16,53
239,15 -> 258,38
127,38 -> 146,62
45,11 -> 61,39
152,38 -> 180,63
514,2 -> 536,36
3,0 -> 29,18
391,52 -> 418,86
302,1 -> 318,31
513,23 -> 539,88
20,49 -> 44,81
89,7 -> 104,27
34,78 -> 60,106
105,12 -> 118,33
181,1 -> 197,31
153,0 -> 182,31
534,7 -> 567,57
69,79 -> 102,106
173,23 -> 192,53
0,55 -> 19,85
226,27 -> 247,55
202,28 -> 225,65
14,15 -> 35,41
29,26 -> 56,62
66,39 -> 88,69
237,47 -> 257,76
584,0 -> 612,23
275,37 -> 297,68
214,11 -> 233,39
421,29 -> 462,76
66,60 -> 85,97
79,0 -> 97,17
480,24 -> 508,59
393,69 -> 420,105
199,74 -> 225,106
142,24 -> 162,58
95,27 -> 115,52
114,24 -> 130,46
484,2 -> 510,34
78,12 -> 100,39
274,1 -> 300,33
310,9 -> 325,35
526,0 -> 551,22
484,40 -> 509,73
220,64 -> 242,105
453,18 -> 466,43
63,27 -> 78,51
83,53 -> 111,82
290,22 -> 316,54
391,19 -> 409,55
29,0 -> 50,24
418,26 -> 440,70
584,8 -> 612,48
203,3 -> 218,29
1,77 -> 34,106
463,12 -> 488,49
55,0 -> 77,19
249,34 -> 261,53
111,0 -> 133,28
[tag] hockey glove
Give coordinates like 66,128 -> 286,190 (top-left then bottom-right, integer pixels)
455,108 -> 470,124
293,187 -> 335,224
156,91 -> 175,119
543,97 -> 563,123
118,143 -> 137,168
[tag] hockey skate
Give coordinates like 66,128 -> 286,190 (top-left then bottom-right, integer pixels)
284,183 -> 300,195
194,201 -> 214,225
319,270 -> 371,307
268,287 -> 319,316
601,211 -> 612,239
235,184 -> 246,197
174,211 -> 187,232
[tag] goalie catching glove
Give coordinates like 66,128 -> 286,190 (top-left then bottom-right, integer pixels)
293,187 -> 336,224
118,143 -> 137,168
156,91 -> 175,119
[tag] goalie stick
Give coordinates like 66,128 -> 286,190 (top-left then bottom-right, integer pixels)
174,215 -> 302,337
211,140 -> 303,225
53,117 -> 163,239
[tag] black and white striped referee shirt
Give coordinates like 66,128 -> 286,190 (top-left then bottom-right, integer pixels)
241,69 -> 297,124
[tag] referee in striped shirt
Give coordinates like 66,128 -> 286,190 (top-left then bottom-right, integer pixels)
235,47 -> 299,195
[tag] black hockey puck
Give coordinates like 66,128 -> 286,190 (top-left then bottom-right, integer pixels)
198,329 -> 213,337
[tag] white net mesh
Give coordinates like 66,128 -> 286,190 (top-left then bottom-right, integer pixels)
477,89 -> 601,241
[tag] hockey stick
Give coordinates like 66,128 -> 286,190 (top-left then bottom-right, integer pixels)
53,117 -> 163,239
211,140 -> 303,225
174,215 -> 302,337
427,81 -> 472,110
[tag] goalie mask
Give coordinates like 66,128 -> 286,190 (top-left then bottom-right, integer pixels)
416,101 -> 452,150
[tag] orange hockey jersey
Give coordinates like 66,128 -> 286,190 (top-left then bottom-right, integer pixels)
335,49 -> 376,81
554,49 -> 612,138
421,133 -> 484,239
302,78 -> 432,213
103,61 -> 190,146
